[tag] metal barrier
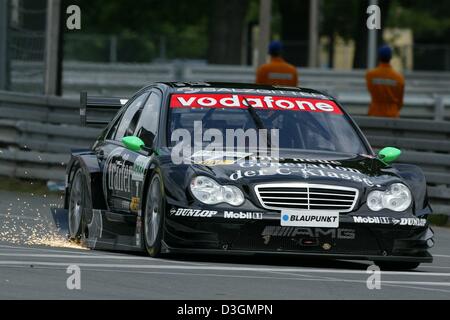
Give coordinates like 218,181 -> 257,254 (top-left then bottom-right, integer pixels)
353,116 -> 450,214
0,92 -> 449,214
10,61 -> 450,119
0,148 -> 67,181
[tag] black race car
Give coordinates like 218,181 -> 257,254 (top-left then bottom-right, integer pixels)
61,82 -> 434,270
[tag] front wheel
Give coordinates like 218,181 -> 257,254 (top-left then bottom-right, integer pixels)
143,175 -> 165,257
374,261 -> 421,271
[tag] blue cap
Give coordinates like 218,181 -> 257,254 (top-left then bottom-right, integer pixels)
378,45 -> 392,62
269,41 -> 283,56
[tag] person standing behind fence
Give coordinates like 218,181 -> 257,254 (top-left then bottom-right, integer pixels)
256,41 -> 298,87
366,45 -> 405,118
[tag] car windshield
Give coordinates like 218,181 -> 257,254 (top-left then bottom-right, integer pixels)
168,93 -> 368,155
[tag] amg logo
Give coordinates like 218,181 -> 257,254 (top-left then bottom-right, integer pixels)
224,211 -> 263,220
262,226 -> 356,240
170,208 -> 217,218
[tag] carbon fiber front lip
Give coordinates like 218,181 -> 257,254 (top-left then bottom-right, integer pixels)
161,241 -> 433,263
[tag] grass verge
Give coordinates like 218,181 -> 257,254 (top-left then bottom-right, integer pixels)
0,177 -> 60,195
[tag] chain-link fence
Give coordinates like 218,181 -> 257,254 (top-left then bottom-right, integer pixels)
63,33 -> 207,64
1,0 -> 450,97
7,0 -> 47,93
414,44 -> 450,72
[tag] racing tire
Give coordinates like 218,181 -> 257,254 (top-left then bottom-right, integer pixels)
374,261 -> 421,271
68,168 -> 91,242
143,174 -> 165,257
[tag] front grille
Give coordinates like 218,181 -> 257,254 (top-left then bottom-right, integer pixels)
255,183 -> 358,213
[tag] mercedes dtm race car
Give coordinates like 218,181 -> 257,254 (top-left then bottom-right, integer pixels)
60,82 -> 434,270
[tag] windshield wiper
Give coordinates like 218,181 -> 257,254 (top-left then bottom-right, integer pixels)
242,97 -> 273,149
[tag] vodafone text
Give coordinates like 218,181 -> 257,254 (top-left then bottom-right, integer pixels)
170,94 -> 343,114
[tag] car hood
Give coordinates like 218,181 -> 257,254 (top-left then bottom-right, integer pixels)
180,150 -> 406,193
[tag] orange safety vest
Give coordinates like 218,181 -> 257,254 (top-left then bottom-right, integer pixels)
256,57 -> 299,87
366,63 -> 405,118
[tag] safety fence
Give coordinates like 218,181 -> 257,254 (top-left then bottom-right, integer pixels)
0,91 -> 449,214
10,61 -> 450,120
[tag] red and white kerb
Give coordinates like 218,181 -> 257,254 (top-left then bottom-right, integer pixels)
170,94 -> 343,115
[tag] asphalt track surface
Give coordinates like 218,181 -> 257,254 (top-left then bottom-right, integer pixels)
0,190 -> 449,300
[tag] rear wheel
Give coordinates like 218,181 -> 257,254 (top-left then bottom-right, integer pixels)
68,168 -> 91,242
374,261 -> 421,271
143,175 -> 165,257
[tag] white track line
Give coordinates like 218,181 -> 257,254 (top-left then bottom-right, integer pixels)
423,265 -> 450,270
433,254 -> 450,259
10,265 -> 450,295
0,253 -> 199,264
0,244 -> 93,254
4,264 -> 450,295
383,281 -> 450,287
265,270 -> 450,294
0,261 -> 450,277
0,252 -> 203,265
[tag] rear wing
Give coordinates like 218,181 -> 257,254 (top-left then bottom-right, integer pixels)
80,92 -> 128,127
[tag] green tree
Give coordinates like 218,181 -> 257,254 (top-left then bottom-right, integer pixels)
207,0 -> 250,64
388,0 -> 450,42
63,0 -> 209,62
277,0 -> 310,67
321,0 -> 359,68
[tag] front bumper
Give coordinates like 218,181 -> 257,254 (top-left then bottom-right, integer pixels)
164,206 -> 434,263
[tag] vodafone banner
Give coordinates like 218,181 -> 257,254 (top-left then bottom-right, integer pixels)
170,94 -> 343,115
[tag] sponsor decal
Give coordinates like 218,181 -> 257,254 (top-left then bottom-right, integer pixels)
353,216 -> 390,224
196,159 -> 237,166
352,216 -> 427,226
170,94 -> 343,115
132,156 -> 150,182
241,157 -> 342,166
230,167 -> 375,187
261,226 -> 356,240
108,161 -> 132,193
399,218 -> 427,227
130,197 -> 140,212
174,87 -> 331,100
112,199 -> 130,211
170,208 -> 218,218
189,150 -> 253,166
224,211 -> 263,220
281,211 -> 339,228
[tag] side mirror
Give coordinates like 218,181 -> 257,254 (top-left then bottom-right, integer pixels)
122,136 -> 145,152
378,147 -> 401,164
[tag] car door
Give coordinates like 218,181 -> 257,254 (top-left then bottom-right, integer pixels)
100,90 -> 163,214
127,90 -> 163,212
97,92 -> 149,213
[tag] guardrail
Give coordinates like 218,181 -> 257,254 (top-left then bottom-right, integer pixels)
353,116 -> 450,214
0,92 -> 449,214
10,61 -> 450,120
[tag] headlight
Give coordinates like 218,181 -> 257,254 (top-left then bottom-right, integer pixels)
190,176 -> 245,206
367,183 -> 412,212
